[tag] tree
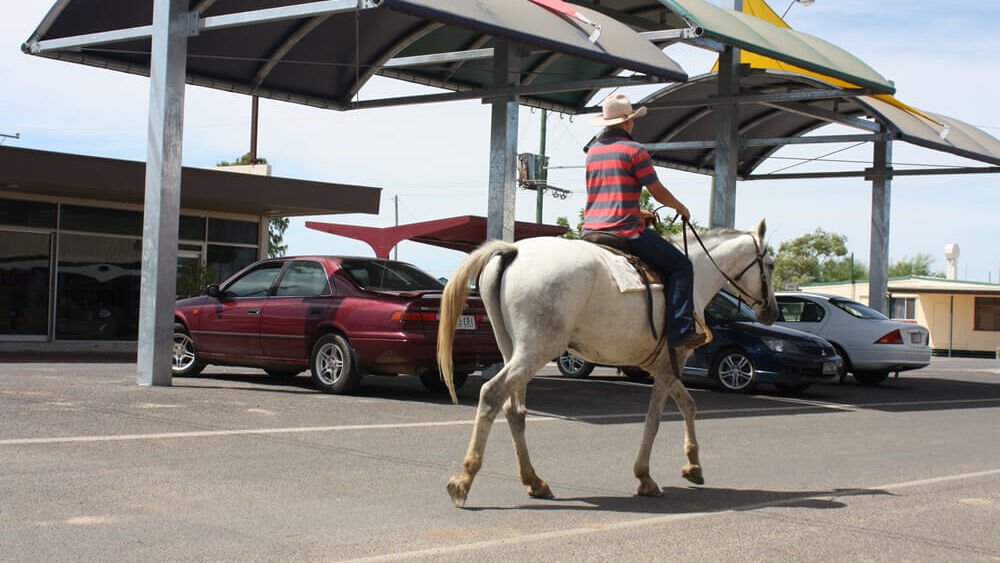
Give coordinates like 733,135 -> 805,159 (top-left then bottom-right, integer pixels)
216,153 -> 288,257
890,254 -> 944,278
772,228 -> 850,289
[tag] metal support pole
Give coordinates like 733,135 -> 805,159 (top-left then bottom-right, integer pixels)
137,0 -> 189,386
868,135 -> 893,315
710,41 -> 741,228
536,109 -> 548,224
250,95 -> 259,163
487,41 -> 520,241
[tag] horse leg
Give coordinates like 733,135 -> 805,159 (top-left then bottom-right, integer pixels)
633,375 -> 673,497
504,384 -> 553,499
668,379 -> 704,485
447,362 -> 532,507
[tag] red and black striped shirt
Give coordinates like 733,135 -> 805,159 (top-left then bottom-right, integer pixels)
583,129 -> 659,239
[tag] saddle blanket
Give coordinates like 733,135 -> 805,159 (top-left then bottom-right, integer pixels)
599,252 -> 664,293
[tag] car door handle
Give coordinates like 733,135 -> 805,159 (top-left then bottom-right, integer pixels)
247,309 -> 260,315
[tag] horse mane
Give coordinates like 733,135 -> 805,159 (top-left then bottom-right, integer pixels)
665,227 -> 745,252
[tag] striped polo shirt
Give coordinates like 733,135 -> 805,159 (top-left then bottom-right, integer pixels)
583,129 -> 659,239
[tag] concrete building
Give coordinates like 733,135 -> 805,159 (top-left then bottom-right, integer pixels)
0,146 -> 379,356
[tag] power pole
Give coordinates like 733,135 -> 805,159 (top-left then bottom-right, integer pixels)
249,95 -> 259,163
393,195 -> 399,260
536,109 -> 548,224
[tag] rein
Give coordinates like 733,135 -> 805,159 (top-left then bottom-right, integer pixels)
679,218 -> 769,308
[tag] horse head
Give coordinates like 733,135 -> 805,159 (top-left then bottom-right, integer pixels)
732,218 -> 779,325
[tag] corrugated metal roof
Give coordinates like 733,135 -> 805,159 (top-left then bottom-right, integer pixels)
24,0 -> 687,113
633,71 -> 1000,176
0,146 -> 380,218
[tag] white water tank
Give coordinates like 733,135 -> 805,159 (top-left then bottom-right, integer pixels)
945,243 -> 960,280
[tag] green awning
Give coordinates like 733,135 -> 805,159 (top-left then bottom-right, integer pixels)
659,0 -> 895,94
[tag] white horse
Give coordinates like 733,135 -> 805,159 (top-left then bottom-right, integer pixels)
437,219 -> 777,507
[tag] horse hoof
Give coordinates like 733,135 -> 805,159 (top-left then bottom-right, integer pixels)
528,481 -> 554,499
447,476 -> 469,507
682,465 -> 704,485
637,479 -> 663,497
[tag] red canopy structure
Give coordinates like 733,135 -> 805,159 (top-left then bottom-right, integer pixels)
306,215 -> 568,258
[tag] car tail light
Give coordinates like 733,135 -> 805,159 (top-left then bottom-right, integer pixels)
874,329 -> 903,345
390,310 -> 438,323
391,310 -> 437,331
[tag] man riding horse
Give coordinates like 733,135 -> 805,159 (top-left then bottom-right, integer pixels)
585,94 -> 705,350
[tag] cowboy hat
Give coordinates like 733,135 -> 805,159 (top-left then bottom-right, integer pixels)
590,94 -> 647,126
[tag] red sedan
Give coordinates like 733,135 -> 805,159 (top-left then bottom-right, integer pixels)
172,256 -> 501,394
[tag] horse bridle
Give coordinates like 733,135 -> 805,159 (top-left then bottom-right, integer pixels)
681,219 -> 770,309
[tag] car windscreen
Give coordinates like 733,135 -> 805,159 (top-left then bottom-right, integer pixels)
705,292 -> 755,322
830,298 -> 888,320
341,260 -> 445,292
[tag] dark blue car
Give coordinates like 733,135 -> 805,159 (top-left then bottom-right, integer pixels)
557,292 -> 842,393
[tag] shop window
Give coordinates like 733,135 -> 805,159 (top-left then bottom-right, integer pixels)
974,297 -> 1000,331
208,218 -> 258,245
0,198 -> 57,229
890,297 -> 916,320
56,233 -> 141,340
0,230 -> 51,336
179,215 -> 206,241
61,204 -> 142,236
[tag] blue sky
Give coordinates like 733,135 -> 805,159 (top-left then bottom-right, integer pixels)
3,1 -> 1000,281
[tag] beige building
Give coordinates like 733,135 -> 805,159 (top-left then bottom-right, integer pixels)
794,277 -> 1000,358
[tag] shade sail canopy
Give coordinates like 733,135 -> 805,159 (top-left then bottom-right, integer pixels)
657,0 -> 894,94
632,72 -> 1000,177
0,146 -> 381,217
24,0 -> 687,113
306,215 -> 567,257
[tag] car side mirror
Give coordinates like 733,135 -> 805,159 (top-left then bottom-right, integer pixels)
206,284 -> 221,298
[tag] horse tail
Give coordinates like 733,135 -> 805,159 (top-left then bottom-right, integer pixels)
438,240 -> 518,404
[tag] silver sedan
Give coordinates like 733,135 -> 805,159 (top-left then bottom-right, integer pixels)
774,291 -> 931,385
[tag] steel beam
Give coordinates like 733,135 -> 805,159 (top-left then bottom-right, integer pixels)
350,76 -> 660,111
487,41 -> 521,242
642,88 -> 869,112
137,0 -> 189,387
645,133 -> 884,152
763,101 -> 882,132
868,135 -> 893,315
28,0 -> 365,54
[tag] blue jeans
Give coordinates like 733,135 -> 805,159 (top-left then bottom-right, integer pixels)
628,229 -> 694,344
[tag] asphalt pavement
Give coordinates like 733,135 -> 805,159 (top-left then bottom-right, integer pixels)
1,357 -> 998,562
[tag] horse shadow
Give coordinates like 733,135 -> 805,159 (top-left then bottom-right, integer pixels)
463,485 -> 891,515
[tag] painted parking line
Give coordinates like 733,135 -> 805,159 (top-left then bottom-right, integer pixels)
752,394 -> 859,411
340,467 -> 1000,562
4,395 -> 999,446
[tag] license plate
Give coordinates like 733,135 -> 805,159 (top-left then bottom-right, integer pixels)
822,362 -> 838,375
456,315 -> 476,330
910,333 -> 922,344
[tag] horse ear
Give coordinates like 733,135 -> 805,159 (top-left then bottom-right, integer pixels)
756,218 -> 767,240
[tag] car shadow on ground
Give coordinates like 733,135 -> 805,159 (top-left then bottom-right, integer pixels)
462,485 -> 892,515
174,368 -> 1000,418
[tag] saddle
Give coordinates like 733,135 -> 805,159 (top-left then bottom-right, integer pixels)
582,232 -> 661,340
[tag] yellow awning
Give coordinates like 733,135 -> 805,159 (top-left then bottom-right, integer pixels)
716,0 -> 943,127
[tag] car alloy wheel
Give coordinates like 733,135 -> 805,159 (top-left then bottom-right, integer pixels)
310,333 -> 361,394
171,323 -> 205,376
557,353 -> 595,378
714,349 -> 757,392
